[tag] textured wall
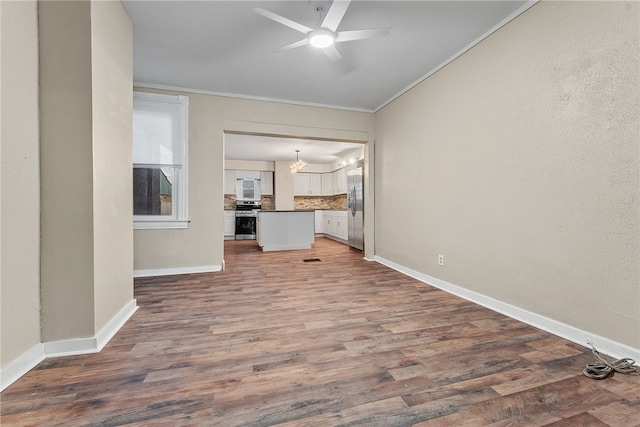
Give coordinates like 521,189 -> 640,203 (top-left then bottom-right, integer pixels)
39,0 -> 95,341
39,0 -> 135,341
0,0 -> 41,369
375,1 -> 639,348
90,0 -> 134,333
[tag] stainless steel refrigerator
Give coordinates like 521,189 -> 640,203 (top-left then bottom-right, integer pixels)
347,160 -> 364,250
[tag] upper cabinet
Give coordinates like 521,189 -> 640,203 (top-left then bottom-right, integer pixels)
294,168 -> 349,196
293,173 -> 324,196
225,169 -> 272,196
260,171 -> 273,196
332,168 -> 348,194
321,173 -> 332,196
293,173 -> 310,195
226,166 -> 351,198
310,174 -> 322,195
224,170 -> 236,195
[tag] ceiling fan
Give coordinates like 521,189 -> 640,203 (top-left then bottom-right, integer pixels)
254,0 -> 391,62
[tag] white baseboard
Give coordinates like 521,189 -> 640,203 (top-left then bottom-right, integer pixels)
44,337 -> 100,358
374,255 -> 640,362
44,299 -> 139,358
1,299 -> 138,392
133,264 -> 222,278
0,343 -> 45,392
96,299 -> 138,351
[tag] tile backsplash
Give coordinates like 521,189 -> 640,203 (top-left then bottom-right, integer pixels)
224,195 -> 274,211
224,195 -> 236,210
294,194 -> 347,210
223,194 -> 344,211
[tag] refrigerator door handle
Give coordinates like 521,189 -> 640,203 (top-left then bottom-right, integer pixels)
350,185 -> 357,216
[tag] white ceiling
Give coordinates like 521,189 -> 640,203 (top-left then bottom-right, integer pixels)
122,0 -> 534,162
225,133 -> 364,164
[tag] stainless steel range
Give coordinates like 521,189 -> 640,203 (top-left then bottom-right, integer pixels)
235,200 -> 261,240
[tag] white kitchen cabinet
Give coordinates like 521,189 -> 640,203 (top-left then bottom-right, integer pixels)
332,167 -> 348,194
257,211 -> 315,252
324,215 -> 335,237
293,173 -> 310,195
321,173 -> 332,196
337,211 -> 348,240
323,210 -> 348,241
224,211 -> 236,239
224,170 -> 236,195
314,210 -> 324,234
309,174 -> 322,195
293,173 -> 322,195
260,171 -> 273,195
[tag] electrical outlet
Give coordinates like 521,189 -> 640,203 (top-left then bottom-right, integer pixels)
438,254 -> 444,266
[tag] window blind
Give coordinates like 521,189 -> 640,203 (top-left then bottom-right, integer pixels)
133,98 -> 184,166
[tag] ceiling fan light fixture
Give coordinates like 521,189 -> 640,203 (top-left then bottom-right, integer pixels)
308,30 -> 335,48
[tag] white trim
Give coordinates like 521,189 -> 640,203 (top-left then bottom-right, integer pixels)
133,91 -> 185,104
133,82 -> 374,113
44,336 -> 100,358
0,299 -> 138,391
133,219 -> 189,230
374,255 -> 640,362
133,91 -> 189,227
44,299 -> 138,358
96,299 -> 139,351
133,264 -> 222,278
0,344 -> 46,392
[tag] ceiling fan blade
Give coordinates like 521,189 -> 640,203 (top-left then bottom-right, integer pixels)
253,8 -> 313,34
335,27 -> 391,42
272,38 -> 309,53
321,0 -> 351,32
322,44 -> 342,62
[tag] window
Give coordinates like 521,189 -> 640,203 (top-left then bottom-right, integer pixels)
133,92 -> 189,229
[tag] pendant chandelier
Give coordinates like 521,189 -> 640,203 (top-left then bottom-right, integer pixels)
290,150 -> 307,173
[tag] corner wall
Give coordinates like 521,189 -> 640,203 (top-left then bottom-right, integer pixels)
90,0 -> 134,334
375,1 -> 639,353
39,0 -> 135,346
39,0 -> 95,342
0,0 -> 42,374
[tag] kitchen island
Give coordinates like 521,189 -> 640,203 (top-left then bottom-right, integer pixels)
256,210 -> 315,252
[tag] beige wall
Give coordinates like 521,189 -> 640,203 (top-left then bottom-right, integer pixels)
375,1 -> 639,348
1,0 -> 42,369
275,161 -> 294,210
39,0 -> 133,341
134,91 -> 376,271
40,0 -> 95,341
90,1 -> 133,332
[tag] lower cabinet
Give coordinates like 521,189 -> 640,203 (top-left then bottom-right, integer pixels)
322,210 -> 348,241
224,211 -> 236,239
314,210 -> 324,234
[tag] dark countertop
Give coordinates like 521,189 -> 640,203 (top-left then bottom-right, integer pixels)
259,210 -> 315,213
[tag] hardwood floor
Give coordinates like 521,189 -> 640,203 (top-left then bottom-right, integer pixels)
2,238 -> 639,426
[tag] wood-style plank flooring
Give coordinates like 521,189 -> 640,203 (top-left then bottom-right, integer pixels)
2,238 -> 639,426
